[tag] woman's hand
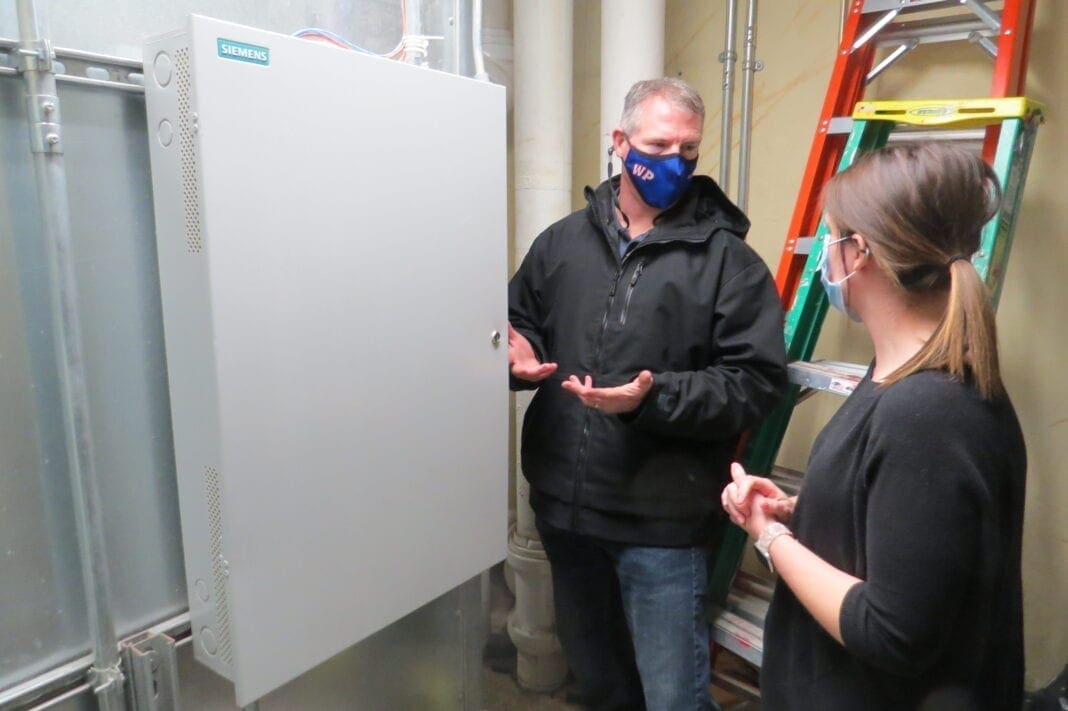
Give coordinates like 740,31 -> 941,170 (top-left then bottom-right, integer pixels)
723,466 -> 860,648
721,462 -> 796,536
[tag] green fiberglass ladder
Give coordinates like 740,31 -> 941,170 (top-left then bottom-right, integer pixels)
708,96 -> 1044,692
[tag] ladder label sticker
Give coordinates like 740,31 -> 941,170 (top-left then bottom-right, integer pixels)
829,377 -> 855,396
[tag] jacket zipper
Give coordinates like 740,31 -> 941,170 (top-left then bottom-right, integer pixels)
572,265 -> 625,528
619,261 -> 645,327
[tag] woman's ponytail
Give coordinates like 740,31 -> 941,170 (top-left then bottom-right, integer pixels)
890,257 -> 1004,398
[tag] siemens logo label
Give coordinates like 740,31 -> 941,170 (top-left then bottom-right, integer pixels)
217,38 -> 270,66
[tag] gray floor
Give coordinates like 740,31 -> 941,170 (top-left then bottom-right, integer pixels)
481,667 -> 582,711
481,661 -> 760,710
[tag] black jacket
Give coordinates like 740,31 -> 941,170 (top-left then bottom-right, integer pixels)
509,176 -> 788,539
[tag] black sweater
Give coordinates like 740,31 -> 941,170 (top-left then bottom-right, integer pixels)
509,177 -> 787,545
762,369 -> 1026,710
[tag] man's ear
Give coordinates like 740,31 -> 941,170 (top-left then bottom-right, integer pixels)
611,128 -> 628,160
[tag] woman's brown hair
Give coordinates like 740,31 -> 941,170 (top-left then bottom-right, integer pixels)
822,142 -> 1005,399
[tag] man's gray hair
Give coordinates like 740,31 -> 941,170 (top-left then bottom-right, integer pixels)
619,78 -> 705,135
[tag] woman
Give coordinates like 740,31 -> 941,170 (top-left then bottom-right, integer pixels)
722,142 -> 1026,710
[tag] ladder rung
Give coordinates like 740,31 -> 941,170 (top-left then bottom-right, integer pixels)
863,0 -> 965,15
887,128 -> 987,144
793,236 -> 816,255
735,570 -> 775,602
727,590 -> 770,627
711,608 -> 764,667
825,116 -> 853,134
788,360 -> 868,396
711,667 -> 761,701
877,17 -> 993,46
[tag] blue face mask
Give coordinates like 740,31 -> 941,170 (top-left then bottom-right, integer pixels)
622,144 -> 698,209
817,236 -> 863,322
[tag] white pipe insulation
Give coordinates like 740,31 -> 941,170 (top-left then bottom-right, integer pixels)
508,0 -> 574,693
508,0 -> 667,693
600,0 -> 666,180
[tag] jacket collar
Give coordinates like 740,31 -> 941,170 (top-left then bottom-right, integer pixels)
584,175 -> 750,246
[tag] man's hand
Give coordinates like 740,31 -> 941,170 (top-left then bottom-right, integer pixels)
508,324 -> 558,382
560,371 -> 654,414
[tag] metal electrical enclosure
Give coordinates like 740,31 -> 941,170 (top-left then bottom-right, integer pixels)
143,15 -> 507,706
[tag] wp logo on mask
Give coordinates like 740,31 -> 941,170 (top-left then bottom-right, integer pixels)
630,164 -> 656,181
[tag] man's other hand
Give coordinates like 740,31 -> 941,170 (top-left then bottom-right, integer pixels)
560,371 -> 654,414
509,324 -> 558,382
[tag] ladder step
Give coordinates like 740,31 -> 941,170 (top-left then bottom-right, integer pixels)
788,360 -> 868,396
878,17 -> 993,46
863,0 -> 966,15
726,590 -> 770,627
734,570 -> 775,601
712,574 -> 776,667
825,116 -> 854,135
711,666 -> 761,701
711,608 -> 764,667
887,127 -> 987,145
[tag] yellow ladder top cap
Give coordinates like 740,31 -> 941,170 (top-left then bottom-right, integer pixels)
852,97 -> 1044,128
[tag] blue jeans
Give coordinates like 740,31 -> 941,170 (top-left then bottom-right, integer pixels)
537,519 -> 718,711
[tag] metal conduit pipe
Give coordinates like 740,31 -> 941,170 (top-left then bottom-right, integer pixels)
404,0 -> 424,65
0,611 -> 189,709
14,1 -> 126,709
472,0 -> 489,81
718,0 -> 739,195
736,0 -> 760,212
600,0 -> 666,180
509,0 -> 573,692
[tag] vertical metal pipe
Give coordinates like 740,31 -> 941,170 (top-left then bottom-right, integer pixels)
719,0 -> 739,194
737,0 -> 759,212
450,0 -> 475,77
14,1 -> 125,709
405,0 -> 424,64
472,0 -> 489,80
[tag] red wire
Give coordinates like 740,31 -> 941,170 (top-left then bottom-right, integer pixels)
298,1 -> 409,60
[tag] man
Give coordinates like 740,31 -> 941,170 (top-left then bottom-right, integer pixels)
508,78 -> 788,711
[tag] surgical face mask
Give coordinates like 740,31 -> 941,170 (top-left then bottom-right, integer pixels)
622,143 -> 698,209
818,236 -> 863,322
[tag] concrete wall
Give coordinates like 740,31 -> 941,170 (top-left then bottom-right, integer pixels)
572,0 -> 1066,690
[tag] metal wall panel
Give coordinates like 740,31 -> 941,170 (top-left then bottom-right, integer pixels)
58,81 -> 189,638
0,72 -> 92,695
28,575 -> 484,711
0,69 -> 187,695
